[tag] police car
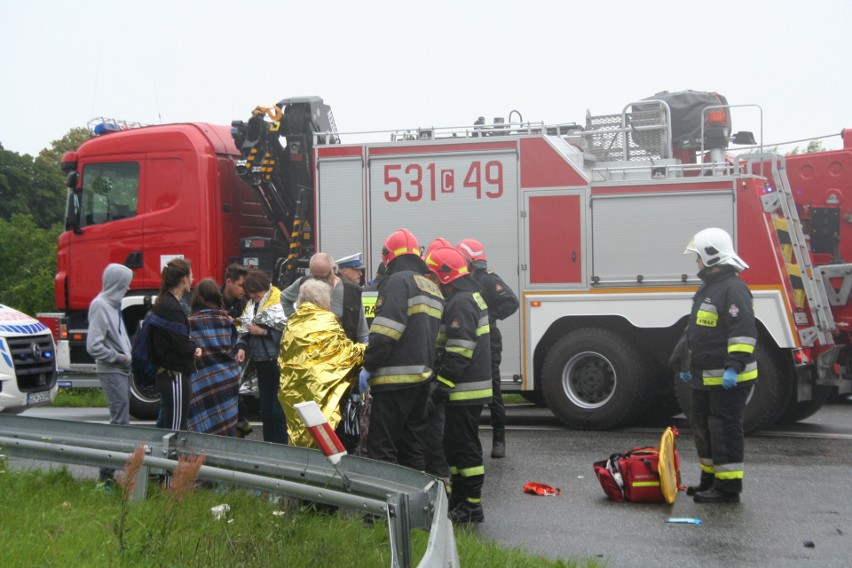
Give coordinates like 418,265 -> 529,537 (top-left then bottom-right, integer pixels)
0,304 -> 58,413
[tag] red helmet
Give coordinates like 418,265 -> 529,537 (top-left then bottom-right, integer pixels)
381,228 -> 421,266
424,246 -> 469,284
424,237 -> 453,258
456,238 -> 487,268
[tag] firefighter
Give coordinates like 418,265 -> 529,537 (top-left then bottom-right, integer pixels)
457,238 -> 519,458
359,229 -> 444,469
425,245 -> 492,523
678,227 -> 757,504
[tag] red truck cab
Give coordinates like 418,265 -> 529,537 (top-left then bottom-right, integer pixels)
54,123 -> 270,416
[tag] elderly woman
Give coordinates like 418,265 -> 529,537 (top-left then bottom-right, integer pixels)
279,279 -> 366,448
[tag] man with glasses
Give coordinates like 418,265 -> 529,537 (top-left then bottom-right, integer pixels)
281,252 -> 368,343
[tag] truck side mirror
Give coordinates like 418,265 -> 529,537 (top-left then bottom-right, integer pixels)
66,171 -> 79,189
731,131 -> 756,145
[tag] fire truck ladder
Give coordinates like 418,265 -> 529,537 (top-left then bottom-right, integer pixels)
746,153 -> 836,347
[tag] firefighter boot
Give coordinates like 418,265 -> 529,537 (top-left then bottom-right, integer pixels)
686,473 -> 714,496
693,488 -> 740,504
450,501 -> 485,524
491,428 -> 506,459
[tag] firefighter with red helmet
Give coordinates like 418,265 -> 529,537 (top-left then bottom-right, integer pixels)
678,227 -> 757,504
425,246 -> 492,524
457,238 -> 519,458
359,229 -> 444,469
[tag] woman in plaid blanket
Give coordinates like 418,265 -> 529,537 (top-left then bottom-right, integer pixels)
188,279 -> 241,436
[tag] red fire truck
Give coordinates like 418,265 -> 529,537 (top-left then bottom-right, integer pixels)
45,92 -> 851,430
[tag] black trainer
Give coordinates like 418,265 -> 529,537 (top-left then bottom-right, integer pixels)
693,488 -> 740,503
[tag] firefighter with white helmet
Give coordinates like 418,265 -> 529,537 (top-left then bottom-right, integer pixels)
457,238 -> 519,458
425,245 -> 492,523
360,229 -> 444,469
678,227 -> 757,503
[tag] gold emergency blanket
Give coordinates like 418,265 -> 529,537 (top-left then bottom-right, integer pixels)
278,303 -> 365,448
658,426 -> 679,504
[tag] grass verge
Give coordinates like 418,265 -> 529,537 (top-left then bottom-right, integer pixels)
53,388 -> 107,408
0,462 -> 599,567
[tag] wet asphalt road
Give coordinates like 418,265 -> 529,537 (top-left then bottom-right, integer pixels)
15,401 -> 852,567
478,401 -> 852,567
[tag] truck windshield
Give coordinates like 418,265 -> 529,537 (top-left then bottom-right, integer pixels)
80,162 -> 140,227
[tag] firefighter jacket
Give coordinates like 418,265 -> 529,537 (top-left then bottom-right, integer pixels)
364,255 -> 444,392
436,277 -> 493,406
687,266 -> 758,389
472,269 -> 519,323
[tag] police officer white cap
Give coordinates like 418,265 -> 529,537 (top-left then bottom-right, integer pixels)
337,253 -> 365,270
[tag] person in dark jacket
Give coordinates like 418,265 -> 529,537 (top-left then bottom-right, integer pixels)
86,263 -> 134,487
425,245 -> 492,524
235,270 -> 288,444
151,258 -> 201,432
221,263 -> 248,320
677,228 -> 757,504
457,238 -> 519,458
220,263 -> 252,436
281,252 -> 368,343
360,229 -> 444,469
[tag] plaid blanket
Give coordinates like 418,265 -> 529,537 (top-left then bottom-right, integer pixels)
188,309 -> 240,436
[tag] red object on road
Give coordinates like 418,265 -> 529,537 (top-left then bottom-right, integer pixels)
524,482 -> 561,496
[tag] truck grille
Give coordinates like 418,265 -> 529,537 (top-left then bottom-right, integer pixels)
70,342 -> 95,365
6,335 -> 57,391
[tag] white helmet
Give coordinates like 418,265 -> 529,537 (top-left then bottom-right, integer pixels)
684,228 -> 749,272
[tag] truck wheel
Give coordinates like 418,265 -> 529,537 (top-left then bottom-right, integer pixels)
129,374 -> 161,420
776,384 -> 834,424
541,328 -> 648,430
637,367 -> 682,425
673,345 -> 792,434
520,391 -> 547,407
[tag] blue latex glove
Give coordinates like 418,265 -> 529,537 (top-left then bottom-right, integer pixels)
678,371 -> 692,383
722,368 -> 738,389
358,369 -> 372,393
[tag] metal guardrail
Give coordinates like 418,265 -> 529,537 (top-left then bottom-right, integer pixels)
0,414 -> 458,568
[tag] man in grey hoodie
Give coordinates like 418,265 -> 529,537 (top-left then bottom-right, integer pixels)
86,263 -> 134,487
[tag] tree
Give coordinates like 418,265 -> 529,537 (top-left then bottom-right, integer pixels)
37,127 -> 91,172
0,214 -> 60,314
0,147 -> 66,228
787,139 -> 826,156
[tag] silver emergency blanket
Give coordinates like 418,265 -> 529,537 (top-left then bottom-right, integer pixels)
236,286 -> 287,335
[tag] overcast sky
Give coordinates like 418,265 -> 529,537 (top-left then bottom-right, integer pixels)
1,0 -> 850,156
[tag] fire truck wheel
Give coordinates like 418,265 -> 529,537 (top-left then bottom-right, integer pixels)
541,328 -> 649,430
776,385 -> 833,424
520,391 -> 547,407
636,364 -> 681,425
129,373 -> 161,420
673,345 -> 793,434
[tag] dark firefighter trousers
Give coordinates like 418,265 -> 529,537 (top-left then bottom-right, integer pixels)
366,382 -> 430,470
489,326 -> 505,432
444,404 -> 485,507
690,385 -> 750,494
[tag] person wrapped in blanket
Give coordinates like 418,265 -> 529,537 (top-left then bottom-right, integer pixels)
278,279 -> 366,448
187,279 -> 241,436
235,270 -> 288,444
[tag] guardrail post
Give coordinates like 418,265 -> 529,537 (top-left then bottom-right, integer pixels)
387,492 -> 412,568
130,444 -> 151,502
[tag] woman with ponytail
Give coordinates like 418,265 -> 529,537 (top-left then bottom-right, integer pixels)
150,258 -> 201,431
